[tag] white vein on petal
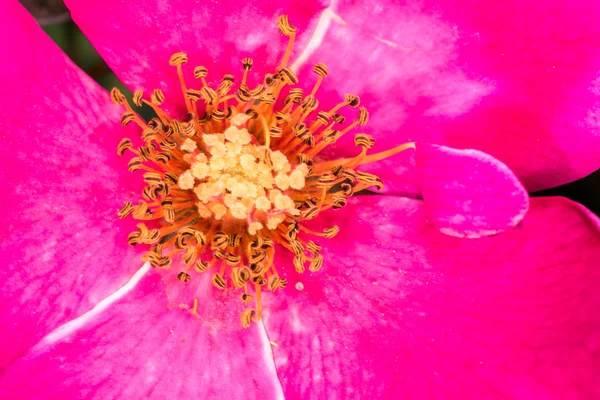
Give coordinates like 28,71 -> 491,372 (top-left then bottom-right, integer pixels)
257,320 -> 285,400
290,0 -> 339,72
34,262 -> 151,348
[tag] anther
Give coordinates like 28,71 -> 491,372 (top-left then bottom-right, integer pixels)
193,66 -> 208,79
357,171 -> 384,190
127,157 -> 143,172
250,85 -> 266,98
293,255 -> 306,273
242,58 -> 253,70
292,124 -> 310,140
345,94 -> 360,108
118,202 -> 134,219
275,112 -> 292,123
120,111 -> 136,126
306,241 -> 322,254
182,246 -> 197,265
155,153 -> 171,164
337,182 -> 351,196
194,260 -> 210,273
177,271 -> 191,282
317,111 -> 330,125
241,308 -> 256,328
301,95 -> 319,112
132,200 -> 150,219
354,134 -> 375,149
151,89 -> 165,105
110,87 -> 125,104
117,138 -> 132,156
332,114 -> 345,124
331,164 -> 345,178
186,89 -> 202,101
270,127 -> 283,137
225,253 -> 241,266
277,67 -> 298,85
236,85 -> 251,102
212,232 -> 229,250
252,275 -> 267,286
143,172 -> 163,185
267,276 -> 287,291
260,92 -> 276,104
289,240 -> 304,256
232,267 -> 251,287
169,52 -> 188,66
212,273 -> 227,289
358,107 -> 369,126
277,15 -> 296,35
229,234 -> 242,247
133,90 -> 144,107
313,63 -> 329,77
309,253 -> 323,272
323,225 -> 340,238
332,197 -> 347,209
201,87 -> 218,105
285,88 -> 303,104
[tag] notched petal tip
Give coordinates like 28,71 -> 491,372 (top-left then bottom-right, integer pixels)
415,143 -> 529,238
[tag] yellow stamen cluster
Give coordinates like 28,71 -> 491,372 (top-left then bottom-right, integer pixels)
114,15 -> 413,328
176,114 -> 308,231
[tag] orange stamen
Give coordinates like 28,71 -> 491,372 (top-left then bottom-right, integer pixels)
114,15 -> 413,328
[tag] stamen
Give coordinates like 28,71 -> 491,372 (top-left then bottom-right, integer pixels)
116,15 -> 414,328
277,15 -> 297,69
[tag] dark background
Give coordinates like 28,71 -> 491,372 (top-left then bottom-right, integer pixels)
21,0 -> 600,216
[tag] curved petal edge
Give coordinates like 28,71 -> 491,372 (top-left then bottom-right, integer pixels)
415,143 -> 529,238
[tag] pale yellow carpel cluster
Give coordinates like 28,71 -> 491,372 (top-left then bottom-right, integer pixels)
177,117 -> 309,234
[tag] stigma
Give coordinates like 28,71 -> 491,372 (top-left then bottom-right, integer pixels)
113,15 -> 413,328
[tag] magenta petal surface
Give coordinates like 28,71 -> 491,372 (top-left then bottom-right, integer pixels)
0,272 -> 283,399
0,2 -> 143,367
415,144 -> 529,237
294,0 -> 600,191
64,0 -> 329,115
264,196 -> 600,399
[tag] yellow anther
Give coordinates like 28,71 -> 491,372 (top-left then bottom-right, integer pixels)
169,52 -> 188,66
277,15 -> 296,35
110,87 -> 125,104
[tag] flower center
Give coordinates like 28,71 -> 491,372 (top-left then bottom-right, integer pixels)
113,15 -> 413,327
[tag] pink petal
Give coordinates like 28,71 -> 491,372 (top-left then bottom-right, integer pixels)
0,271 -> 283,399
64,0 -> 330,116
264,195 -> 600,399
0,2 -> 143,367
415,143 -> 529,237
293,0 -> 600,191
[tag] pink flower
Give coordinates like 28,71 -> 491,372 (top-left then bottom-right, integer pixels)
1,0 -> 599,399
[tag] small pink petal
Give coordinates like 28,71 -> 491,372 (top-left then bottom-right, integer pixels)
0,2 -> 143,367
64,0 -> 329,116
0,271 -> 283,399
264,195 -> 600,399
415,143 -> 529,237
293,0 -> 600,191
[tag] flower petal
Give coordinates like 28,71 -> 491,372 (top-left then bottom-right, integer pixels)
0,2 -> 143,367
64,0 -> 330,115
0,271 -> 283,399
293,0 -> 600,191
264,195 -> 600,399
415,143 -> 529,237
